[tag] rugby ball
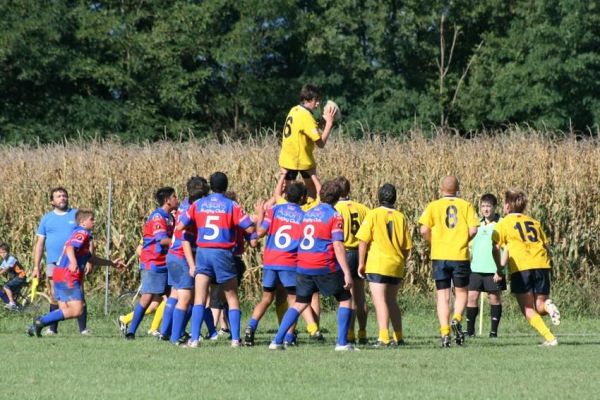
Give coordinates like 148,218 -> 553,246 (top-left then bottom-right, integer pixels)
324,100 -> 341,122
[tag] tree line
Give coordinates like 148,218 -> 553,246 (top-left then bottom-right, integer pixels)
1,0 -> 598,143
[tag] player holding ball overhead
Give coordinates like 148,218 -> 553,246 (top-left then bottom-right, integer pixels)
278,84 -> 339,197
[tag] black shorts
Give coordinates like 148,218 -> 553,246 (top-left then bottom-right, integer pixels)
510,269 -> 550,295
432,260 -> 471,290
468,272 -> 506,292
3,277 -> 26,293
366,273 -> 401,285
295,270 -> 351,303
209,285 -> 225,309
284,169 -> 311,180
233,256 -> 246,286
346,248 -> 361,279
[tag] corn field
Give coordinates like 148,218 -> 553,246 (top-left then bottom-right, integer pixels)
1,128 -> 599,308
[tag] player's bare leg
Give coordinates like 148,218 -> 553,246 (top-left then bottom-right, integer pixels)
386,283 -> 403,344
351,277 -> 368,344
188,273 -> 211,345
370,282 -> 391,346
516,292 -> 557,344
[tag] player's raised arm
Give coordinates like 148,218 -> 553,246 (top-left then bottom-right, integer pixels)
315,105 -> 337,148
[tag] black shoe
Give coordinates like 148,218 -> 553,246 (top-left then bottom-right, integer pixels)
441,335 -> 451,348
125,333 -> 135,340
29,319 -> 44,337
180,331 -> 190,343
244,327 -> 255,347
397,339 -> 407,346
158,333 -> 170,341
489,332 -> 498,338
451,319 -> 465,346
357,337 -> 369,346
309,330 -> 324,342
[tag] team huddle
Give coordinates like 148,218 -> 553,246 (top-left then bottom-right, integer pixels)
18,84 -> 561,349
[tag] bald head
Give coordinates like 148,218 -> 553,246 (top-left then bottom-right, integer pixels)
440,176 -> 459,196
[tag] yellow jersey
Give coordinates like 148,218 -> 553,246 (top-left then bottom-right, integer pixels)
276,196 -> 319,212
492,213 -> 550,274
278,105 -> 321,171
418,197 -> 479,261
335,199 -> 370,249
356,207 -> 413,278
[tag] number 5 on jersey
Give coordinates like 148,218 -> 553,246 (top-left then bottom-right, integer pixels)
203,215 -> 220,240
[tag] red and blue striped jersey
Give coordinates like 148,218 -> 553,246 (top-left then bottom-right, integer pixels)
297,203 -> 344,275
140,207 -> 174,271
54,226 -> 92,287
180,193 -> 253,249
168,198 -> 196,260
261,203 -> 304,270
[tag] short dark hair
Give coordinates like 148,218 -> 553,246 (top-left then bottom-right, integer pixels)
49,187 -> 68,201
286,182 -> 307,204
0,242 -> 9,252
378,184 -> 396,207
334,176 -> 351,198
480,193 -> 498,207
299,84 -> 322,103
76,209 -> 94,224
155,187 -> 176,205
319,180 -> 341,205
210,172 -> 228,193
187,176 -> 209,202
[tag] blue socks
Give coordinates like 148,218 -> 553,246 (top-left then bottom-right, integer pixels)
40,309 -> 65,326
274,308 -> 300,344
248,318 -> 259,331
228,309 -> 241,341
127,303 -> 147,335
190,305 -> 205,341
170,308 -> 187,344
203,308 -> 216,337
160,297 -> 177,336
337,307 -> 352,346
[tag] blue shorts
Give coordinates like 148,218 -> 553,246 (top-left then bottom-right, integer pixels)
167,258 -> 194,290
4,277 -> 26,293
54,281 -> 84,302
196,248 -> 236,284
510,269 -> 550,295
295,270 -> 351,303
140,269 -> 168,295
432,260 -> 471,289
262,269 -> 296,291
346,249 -> 361,279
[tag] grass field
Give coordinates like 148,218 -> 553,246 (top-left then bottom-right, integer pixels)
1,297 -> 599,400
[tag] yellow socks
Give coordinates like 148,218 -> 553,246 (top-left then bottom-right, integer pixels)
378,329 -> 390,344
275,302 -> 288,324
440,325 -> 451,336
452,313 -> 463,323
529,314 -> 555,341
306,322 -> 319,336
149,300 -> 166,332
121,306 -> 153,325
347,329 -> 356,342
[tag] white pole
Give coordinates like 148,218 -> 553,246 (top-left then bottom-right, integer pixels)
104,177 -> 113,316
478,293 -> 484,336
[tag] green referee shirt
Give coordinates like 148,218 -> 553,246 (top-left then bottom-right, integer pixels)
470,215 -> 501,273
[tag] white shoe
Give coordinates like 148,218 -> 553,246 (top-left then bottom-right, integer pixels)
268,342 -> 285,350
231,339 -> 241,348
148,329 -> 161,337
43,329 -> 57,336
184,339 -> 200,348
117,316 -> 127,336
544,299 -> 561,326
80,329 -> 92,336
335,344 -> 358,351
541,338 -> 558,347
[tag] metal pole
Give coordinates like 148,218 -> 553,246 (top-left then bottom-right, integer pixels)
104,177 -> 113,316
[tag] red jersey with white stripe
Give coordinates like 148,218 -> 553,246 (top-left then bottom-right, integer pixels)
180,193 -> 253,249
296,203 -> 344,275
261,202 -> 304,271
140,208 -> 174,271
54,226 -> 92,287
